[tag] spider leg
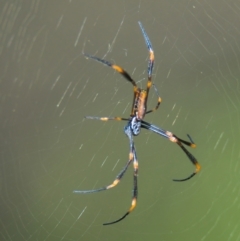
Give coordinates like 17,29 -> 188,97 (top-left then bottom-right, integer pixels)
85,116 -> 129,121
83,53 -> 138,88
172,140 -> 200,182
103,149 -> 138,225
73,156 -> 133,194
175,134 -> 196,148
73,122 -> 134,194
83,53 -> 139,116
140,120 -> 200,181
103,124 -> 138,225
138,22 -> 154,97
146,83 -> 162,114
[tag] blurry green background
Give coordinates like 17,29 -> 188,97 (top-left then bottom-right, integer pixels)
1,1 -> 239,240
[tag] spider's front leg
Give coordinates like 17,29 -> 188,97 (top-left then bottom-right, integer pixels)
85,116 -> 129,121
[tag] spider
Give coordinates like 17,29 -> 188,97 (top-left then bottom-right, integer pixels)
74,22 -> 201,225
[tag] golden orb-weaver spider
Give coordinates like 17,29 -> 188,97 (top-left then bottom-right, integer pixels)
74,22 -> 201,225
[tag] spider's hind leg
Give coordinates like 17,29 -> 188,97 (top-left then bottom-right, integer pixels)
103,124 -> 139,225
171,134 -> 200,182
73,156 -> 133,194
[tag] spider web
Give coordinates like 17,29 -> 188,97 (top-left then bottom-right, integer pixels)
1,0 -> 240,240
